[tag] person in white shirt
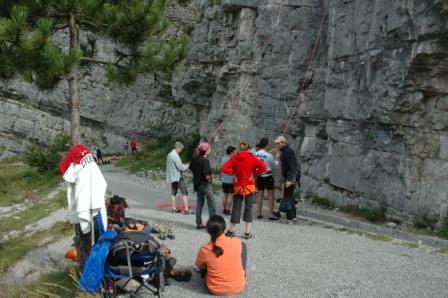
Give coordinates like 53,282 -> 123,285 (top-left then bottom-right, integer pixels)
254,138 -> 279,220
166,142 -> 192,214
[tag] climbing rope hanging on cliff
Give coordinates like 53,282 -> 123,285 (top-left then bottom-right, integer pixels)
207,4 -> 285,144
282,0 -> 328,136
207,1 -> 328,145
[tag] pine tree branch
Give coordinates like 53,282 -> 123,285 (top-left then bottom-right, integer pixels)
80,57 -> 109,65
79,19 -> 98,29
54,24 -> 69,30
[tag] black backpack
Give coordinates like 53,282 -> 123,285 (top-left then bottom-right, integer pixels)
108,231 -> 163,278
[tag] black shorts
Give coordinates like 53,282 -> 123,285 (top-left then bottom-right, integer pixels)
256,175 -> 275,190
222,183 -> 234,194
171,179 -> 188,196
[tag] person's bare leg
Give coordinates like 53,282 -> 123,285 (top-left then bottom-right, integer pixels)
223,193 -> 228,210
229,222 -> 237,233
268,189 -> 275,217
245,222 -> 252,234
171,195 -> 177,210
226,193 -> 233,211
182,195 -> 189,211
256,190 -> 264,216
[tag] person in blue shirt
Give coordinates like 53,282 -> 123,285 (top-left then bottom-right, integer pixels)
220,146 -> 236,215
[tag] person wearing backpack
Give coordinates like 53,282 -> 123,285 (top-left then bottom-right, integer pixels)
195,215 -> 246,296
221,141 -> 266,239
189,142 -> 216,229
274,136 -> 300,224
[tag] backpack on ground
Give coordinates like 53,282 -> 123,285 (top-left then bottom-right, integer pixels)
107,231 -> 163,277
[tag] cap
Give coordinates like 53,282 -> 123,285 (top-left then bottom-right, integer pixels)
274,136 -> 287,143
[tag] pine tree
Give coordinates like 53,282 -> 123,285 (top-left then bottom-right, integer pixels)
0,0 -> 188,267
0,0 -> 189,145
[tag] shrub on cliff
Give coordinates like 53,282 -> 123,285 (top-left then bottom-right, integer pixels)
24,134 -> 69,174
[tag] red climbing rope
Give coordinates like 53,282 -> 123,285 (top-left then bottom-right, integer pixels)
282,0 -> 328,136
207,0 -> 328,144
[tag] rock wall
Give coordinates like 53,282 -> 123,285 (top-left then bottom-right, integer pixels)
0,0 -> 200,157
174,0 -> 448,220
2,0 -> 447,220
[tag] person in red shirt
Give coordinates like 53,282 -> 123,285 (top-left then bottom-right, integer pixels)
129,138 -> 137,155
195,215 -> 246,296
221,141 -> 266,239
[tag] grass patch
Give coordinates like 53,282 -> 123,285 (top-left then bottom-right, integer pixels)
5,266 -> 96,298
364,233 -> 392,242
338,204 -> 386,223
0,221 -> 73,273
413,210 -> 438,231
117,134 -> 200,174
311,195 -> 334,209
434,247 -> 448,254
392,241 -> 418,249
0,157 -> 60,207
328,225 -> 391,242
212,183 -> 221,194
0,191 -> 66,236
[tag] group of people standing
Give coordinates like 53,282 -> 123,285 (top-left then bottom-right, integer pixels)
165,136 -> 300,295
166,135 -> 300,236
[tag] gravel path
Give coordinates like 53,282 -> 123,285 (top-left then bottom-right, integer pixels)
102,164 -> 448,298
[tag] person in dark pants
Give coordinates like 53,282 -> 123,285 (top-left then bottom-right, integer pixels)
221,141 -> 267,239
189,142 -> 216,229
96,148 -> 104,164
195,215 -> 247,296
274,136 -> 300,224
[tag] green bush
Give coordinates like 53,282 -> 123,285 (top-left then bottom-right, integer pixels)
413,210 -> 439,231
117,134 -> 200,174
24,134 -> 69,173
311,195 -> 334,209
339,204 -> 387,223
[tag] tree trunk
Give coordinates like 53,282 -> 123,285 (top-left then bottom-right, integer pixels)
68,13 -> 90,268
68,13 -> 81,145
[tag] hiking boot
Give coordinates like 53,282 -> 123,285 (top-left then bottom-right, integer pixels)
242,233 -> 253,239
171,209 -> 181,213
183,209 -> 194,215
196,223 -> 206,229
225,230 -> 235,237
269,216 -> 280,221
257,215 -> 263,219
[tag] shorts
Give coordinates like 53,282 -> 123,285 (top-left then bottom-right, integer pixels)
171,179 -> 188,196
256,175 -> 275,190
222,183 -> 234,194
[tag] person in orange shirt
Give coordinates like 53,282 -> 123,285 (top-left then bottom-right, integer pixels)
195,215 -> 247,296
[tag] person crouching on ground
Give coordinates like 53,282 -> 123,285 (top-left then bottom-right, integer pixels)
189,142 -> 216,229
166,142 -> 192,214
220,145 -> 236,215
195,215 -> 246,296
221,141 -> 266,239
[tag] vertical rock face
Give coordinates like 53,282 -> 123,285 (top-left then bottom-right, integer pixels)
175,0 -> 448,220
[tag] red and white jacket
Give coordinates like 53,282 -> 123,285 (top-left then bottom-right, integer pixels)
59,145 -> 107,233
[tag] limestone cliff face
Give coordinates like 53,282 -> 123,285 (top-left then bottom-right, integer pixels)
0,0 -> 200,157
174,0 -> 448,220
1,0 -> 447,220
